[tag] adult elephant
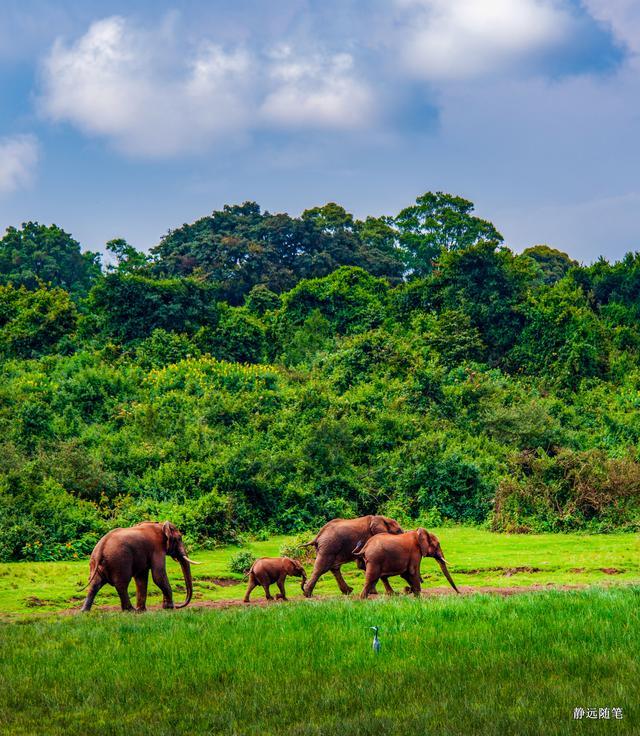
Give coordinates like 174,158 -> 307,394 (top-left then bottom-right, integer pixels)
302,515 -> 403,597
354,527 -> 459,598
80,521 -> 200,612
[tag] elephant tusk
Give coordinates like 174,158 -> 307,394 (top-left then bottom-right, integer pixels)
182,556 -> 202,565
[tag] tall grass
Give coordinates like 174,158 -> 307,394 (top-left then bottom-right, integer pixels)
1,588 -> 638,735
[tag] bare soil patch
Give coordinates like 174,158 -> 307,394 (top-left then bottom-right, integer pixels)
59,582 -> 604,615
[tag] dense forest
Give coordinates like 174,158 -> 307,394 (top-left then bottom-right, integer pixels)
1,192 -> 639,561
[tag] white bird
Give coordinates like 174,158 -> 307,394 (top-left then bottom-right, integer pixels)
370,626 -> 381,654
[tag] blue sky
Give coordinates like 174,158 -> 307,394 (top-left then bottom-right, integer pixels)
0,0 -> 639,263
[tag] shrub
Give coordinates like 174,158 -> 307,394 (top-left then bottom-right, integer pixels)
229,550 -> 256,575
279,534 -> 316,564
493,449 -> 640,532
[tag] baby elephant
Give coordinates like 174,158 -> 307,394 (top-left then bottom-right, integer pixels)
244,557 -> 307,602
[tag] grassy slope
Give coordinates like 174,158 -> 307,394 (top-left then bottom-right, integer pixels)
0,589 -> 638,735
0,527 -> 638,618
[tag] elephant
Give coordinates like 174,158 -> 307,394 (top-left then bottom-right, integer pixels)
243,557 -> 307,602
354,527 -> 459,599
80,521 -> 200,612
302,515 -> 403,597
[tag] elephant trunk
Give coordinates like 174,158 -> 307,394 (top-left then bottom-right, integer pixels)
300,572 -> 307,592
437,558 -> 459,594
174,557 -> 193,608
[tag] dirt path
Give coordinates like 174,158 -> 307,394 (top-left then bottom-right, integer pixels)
60,582 -> 602,615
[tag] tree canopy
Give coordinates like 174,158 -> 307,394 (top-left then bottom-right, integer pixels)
0,222 -> 101,296
1,190 -> 640,562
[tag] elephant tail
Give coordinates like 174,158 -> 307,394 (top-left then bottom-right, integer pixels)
77,558 -> 105,590
298,539 -> 317,549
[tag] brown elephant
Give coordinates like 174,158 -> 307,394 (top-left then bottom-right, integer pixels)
243,557 -> 307,602
80,521 -> 200,612
302,515 -> 403,597
354,528 -> 459,599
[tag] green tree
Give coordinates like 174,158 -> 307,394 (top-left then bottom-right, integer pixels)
195,306 -> 266,364
522,245 -> 578,285
394,192 -> 503,277
84,273 -> 219,343
278,266 -> 389,336
0,284 -> 77,359
105,238 -> 149,274
510,280 -> 610,389
429,242 -> 534,362
0,222 -> 101,296
151,201 -> 407,302
244,284 -> 281,315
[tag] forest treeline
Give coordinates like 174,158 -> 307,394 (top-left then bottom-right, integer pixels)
1,192 -> 639,561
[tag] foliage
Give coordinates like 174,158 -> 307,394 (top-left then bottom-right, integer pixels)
228,549 -> 256,575
494,449 -> 640,533
151,201 -> 404,304
279,534 -> 316,563
105,238 -> 150,274
0,284 -> 77,359
394,191 -> 503,277
1,190 -> 640,560
0,222 -> 100,296
522,244 -> 578,285
277,266 -> 389,335
83,273 -> 219,343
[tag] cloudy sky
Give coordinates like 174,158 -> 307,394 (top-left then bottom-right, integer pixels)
0,0 -> 638,262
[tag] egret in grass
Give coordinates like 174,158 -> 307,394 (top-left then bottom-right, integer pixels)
370,626 -> 381,654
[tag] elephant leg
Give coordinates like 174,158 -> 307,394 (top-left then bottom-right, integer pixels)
262,583 -> 274,601
275,576 -> 287,600
303,556 -> 331,598
360,566 -> 381,600
360,576 -> 379,600
152,566 -> 174,609
114,577 -> 134,611
80,577 -> 106,612
243,572 -> 257,603
134,571 -> 149,611
330,566 -> 354,595
401,572 -> 421,597
381,576 -> 396,596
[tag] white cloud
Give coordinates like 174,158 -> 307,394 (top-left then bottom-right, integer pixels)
40,16 -> 375,157
396,0 -> 572,80
582,0 -> 640,55
0,134 -> 39,195
41,16 -> 253,157
261,46 -> 374,129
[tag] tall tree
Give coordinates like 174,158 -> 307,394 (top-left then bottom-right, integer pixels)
394,192 -> 503,277
522,245 -> 577,285
0,222 -> 101,296
105,238 -> 149,275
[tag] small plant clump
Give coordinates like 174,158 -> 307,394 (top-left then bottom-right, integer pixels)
229,550 -> 256,575
279,535 -> 316,564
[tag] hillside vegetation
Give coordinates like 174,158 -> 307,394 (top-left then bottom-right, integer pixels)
1,192 -> 639,561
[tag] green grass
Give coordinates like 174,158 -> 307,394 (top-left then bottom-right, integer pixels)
0,588 -> 637,735
1,527 -> 638,618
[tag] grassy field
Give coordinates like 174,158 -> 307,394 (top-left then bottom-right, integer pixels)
0,527 -> 638,618
0,588 -> 637,735
1,528 -> 638,734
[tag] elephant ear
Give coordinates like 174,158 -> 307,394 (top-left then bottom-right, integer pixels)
162,521 -> 176,551
369,516 -> 387,535
416,528 -> 432,557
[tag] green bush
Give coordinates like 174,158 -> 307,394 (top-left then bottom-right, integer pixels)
229,550 -> 256,575
279,534 -> 316,564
